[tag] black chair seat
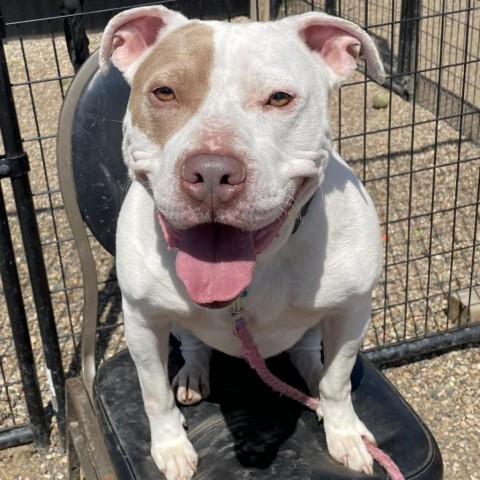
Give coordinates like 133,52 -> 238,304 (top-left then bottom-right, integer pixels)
94,345 -> 442,479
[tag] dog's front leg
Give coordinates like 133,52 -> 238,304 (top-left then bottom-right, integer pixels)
319,296 -> 376,475
124,302 -> 197,480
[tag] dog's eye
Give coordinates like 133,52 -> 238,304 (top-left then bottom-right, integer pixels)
153,86 -> 176,102
268,91 -> 293,108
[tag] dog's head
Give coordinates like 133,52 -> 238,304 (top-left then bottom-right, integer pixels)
100,6 -> 384,307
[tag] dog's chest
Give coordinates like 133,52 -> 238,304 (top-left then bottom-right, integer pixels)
176,270 -> 322,358
181,308 -> 319,358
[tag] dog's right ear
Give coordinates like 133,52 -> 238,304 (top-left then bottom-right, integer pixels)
280,12 -> 385,90
99,6 -> 188,83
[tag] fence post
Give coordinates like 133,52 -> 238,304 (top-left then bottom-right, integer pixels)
325,0 -> 337,16
0,24 -> 49,449
59,0 -> 89,72
397,0 -> 422,100
0,8 -> 66,441
0,184 -> 49,448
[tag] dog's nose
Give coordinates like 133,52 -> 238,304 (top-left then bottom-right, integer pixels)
181,155 -> 246,208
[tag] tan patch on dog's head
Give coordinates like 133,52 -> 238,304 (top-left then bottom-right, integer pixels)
129,21 -> 214,146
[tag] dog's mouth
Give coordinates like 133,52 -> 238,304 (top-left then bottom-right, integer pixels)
157,209 -> 292,308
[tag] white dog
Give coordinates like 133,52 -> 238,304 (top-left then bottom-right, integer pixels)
99,6 -> 385,480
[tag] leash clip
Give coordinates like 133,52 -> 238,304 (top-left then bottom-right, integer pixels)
231,290 -> 247,334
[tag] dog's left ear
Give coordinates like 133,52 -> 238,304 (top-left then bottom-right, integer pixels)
99,6 -> 188,82
282,12 -> 385,88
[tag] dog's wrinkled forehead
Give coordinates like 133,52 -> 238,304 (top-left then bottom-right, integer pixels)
100,6 -> 385,148
129,21 -> 318,150
128,20 -> 327,148
129,21 -> 215,146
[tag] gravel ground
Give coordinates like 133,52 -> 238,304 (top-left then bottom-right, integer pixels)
0,5 -> 479,480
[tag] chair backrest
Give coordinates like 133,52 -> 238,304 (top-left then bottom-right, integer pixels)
57,50 -> 129,396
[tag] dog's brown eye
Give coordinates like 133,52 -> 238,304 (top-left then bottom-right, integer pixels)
153,86 -> 176,102
268,91 -> 293,107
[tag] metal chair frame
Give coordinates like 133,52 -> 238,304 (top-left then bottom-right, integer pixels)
57,49 -> 117,480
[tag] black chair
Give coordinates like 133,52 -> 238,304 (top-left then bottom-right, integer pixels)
57,49 -> 443,480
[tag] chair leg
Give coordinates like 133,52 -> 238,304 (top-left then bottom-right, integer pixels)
67,423 -> 81,480
66,377 -> 117,480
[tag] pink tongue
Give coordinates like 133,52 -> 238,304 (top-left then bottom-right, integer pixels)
176,224 -> 256,305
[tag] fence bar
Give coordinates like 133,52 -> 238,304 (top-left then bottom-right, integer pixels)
0,8 -> 66,441
365,323 -> 480,366
398,0 -> 422,99
59,0 -> 90,72
0,425 -> 35,449
9,177 -> 67,436
325,0 -> 337,16
0,182 -> 49,448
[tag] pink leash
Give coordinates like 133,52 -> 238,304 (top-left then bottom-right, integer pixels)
233,313 -> 405,480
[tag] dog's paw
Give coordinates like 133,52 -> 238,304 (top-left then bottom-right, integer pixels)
172,365 -> 210,405
324,418 -> 376,474
152,436 -> 198,480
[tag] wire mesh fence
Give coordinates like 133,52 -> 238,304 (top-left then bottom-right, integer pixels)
0,0 -> 478,449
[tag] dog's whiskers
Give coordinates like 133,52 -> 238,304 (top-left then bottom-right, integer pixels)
122,178 -> 133,195
124,178 -> 155,203
284,194 -> 301,219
